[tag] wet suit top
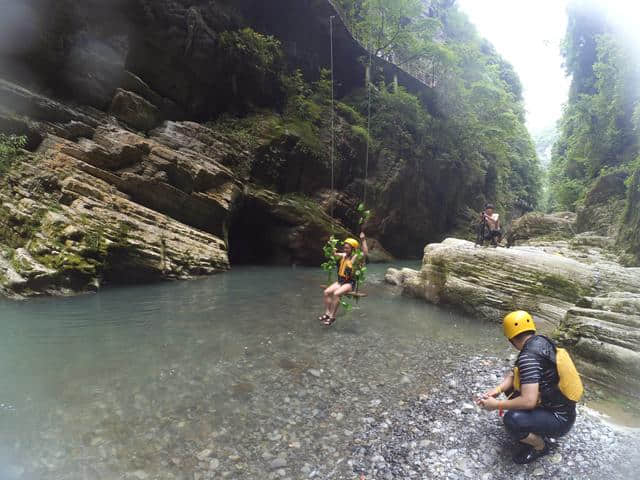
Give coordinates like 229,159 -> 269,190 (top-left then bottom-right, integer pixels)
516,335 -> 576,420
337,256 -> 356,287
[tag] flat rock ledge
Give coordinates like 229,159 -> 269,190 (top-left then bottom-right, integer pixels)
386,238 -> 640,400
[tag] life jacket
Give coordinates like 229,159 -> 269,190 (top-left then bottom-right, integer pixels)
512,335 -> 583,403
337,256 -> 354,282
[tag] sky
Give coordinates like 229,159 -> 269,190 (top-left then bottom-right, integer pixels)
456,0 -> 640,135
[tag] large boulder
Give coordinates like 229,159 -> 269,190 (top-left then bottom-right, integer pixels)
0,141 -> 231,298
393,238 -> 640,328
506,211 -> 577,247
555,292 -> 640,399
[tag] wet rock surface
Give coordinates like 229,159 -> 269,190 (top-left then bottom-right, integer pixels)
555,292 -> 640,398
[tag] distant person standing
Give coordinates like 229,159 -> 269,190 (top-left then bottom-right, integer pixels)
478,203 -> 502,246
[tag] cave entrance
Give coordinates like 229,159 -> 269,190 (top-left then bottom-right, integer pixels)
227,198 -> 293,265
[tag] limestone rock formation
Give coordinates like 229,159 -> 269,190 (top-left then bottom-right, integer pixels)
0,78 -> 372,297
365,238 -> 395,263
555,292 -> 640,398
389,238 -> 640,326
576,171 -> 628,237
109,89 -> 162,132
0,133 -> 231,298
506,211 -> 576,246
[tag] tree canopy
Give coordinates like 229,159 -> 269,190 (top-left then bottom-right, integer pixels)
336,0 -> 541,215
549,1 -> 640,211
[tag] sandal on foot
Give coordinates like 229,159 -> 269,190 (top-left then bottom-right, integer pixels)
318,314 -> 330,322
323,317 -> 336,326
513,441 -> 550,464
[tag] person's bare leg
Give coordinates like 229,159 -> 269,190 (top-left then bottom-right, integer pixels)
520,433 -> 545,451
324,283 -> 339,316
329,284 -> 353,318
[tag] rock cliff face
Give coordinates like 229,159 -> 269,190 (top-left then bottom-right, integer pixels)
0,76 -> 364,297
1,0 -> 414,297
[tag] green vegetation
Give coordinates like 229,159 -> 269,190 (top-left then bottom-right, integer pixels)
209,2 -> 541,255
548,2 -> 640,212
217,27 -> 287,113
0,134 -> 26,176
617,169 -> 640,264
338,0 -> 541,222
335,0 -> 441,65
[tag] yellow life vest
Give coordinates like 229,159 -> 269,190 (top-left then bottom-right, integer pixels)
512,345 -> 583,403
338,256 -> 354,281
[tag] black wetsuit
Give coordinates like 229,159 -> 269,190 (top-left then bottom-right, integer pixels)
503,335 -> 576,441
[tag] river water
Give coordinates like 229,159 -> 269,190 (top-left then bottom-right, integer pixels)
0,264 -> 562,478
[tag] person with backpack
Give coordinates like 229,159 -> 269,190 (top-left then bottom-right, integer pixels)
475,310 -> 583,464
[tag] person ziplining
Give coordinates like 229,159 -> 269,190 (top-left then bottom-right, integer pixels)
316,16 -> 374,328
319,232 -> 368,326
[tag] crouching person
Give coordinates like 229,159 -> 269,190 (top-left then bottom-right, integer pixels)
476,311 -> 583,464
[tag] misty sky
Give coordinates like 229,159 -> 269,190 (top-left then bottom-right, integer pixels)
456,0 -> 640,135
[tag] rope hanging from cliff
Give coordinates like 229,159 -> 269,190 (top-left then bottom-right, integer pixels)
329,15 -> 336,226
364,44 -> 372,206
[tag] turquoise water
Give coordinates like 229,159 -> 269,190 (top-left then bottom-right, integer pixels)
0,264 -> 505,479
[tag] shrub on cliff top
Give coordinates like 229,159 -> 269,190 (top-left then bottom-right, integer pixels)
218,28 -> 287,112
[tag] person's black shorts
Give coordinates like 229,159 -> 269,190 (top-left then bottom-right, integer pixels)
338,277 -> 356,290
503,407 -> 575,441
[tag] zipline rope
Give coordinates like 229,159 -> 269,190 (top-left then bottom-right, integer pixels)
364,44 -> 372,206
329,15 -> 336,227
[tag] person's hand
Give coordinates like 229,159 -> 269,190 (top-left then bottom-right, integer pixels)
477,396 -> 500,411
475,388 -> 499,404
360,232 -> 366,240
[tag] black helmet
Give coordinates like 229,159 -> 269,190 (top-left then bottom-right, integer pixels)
484,203 -> 495,210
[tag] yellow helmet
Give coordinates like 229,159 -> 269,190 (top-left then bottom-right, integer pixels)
503,310 -> 536,339
344,238 -> 360,249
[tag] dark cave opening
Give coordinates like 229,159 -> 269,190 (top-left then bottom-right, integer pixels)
228,198 -> 293,266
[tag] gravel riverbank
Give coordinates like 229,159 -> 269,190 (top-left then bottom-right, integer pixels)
348,355 -> 640,480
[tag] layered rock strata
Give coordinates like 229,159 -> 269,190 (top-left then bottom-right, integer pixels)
0,78 -> 371,298
556,292 -> 640,398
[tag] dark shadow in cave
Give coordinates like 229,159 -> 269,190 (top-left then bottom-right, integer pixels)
228,197 -> 293,266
